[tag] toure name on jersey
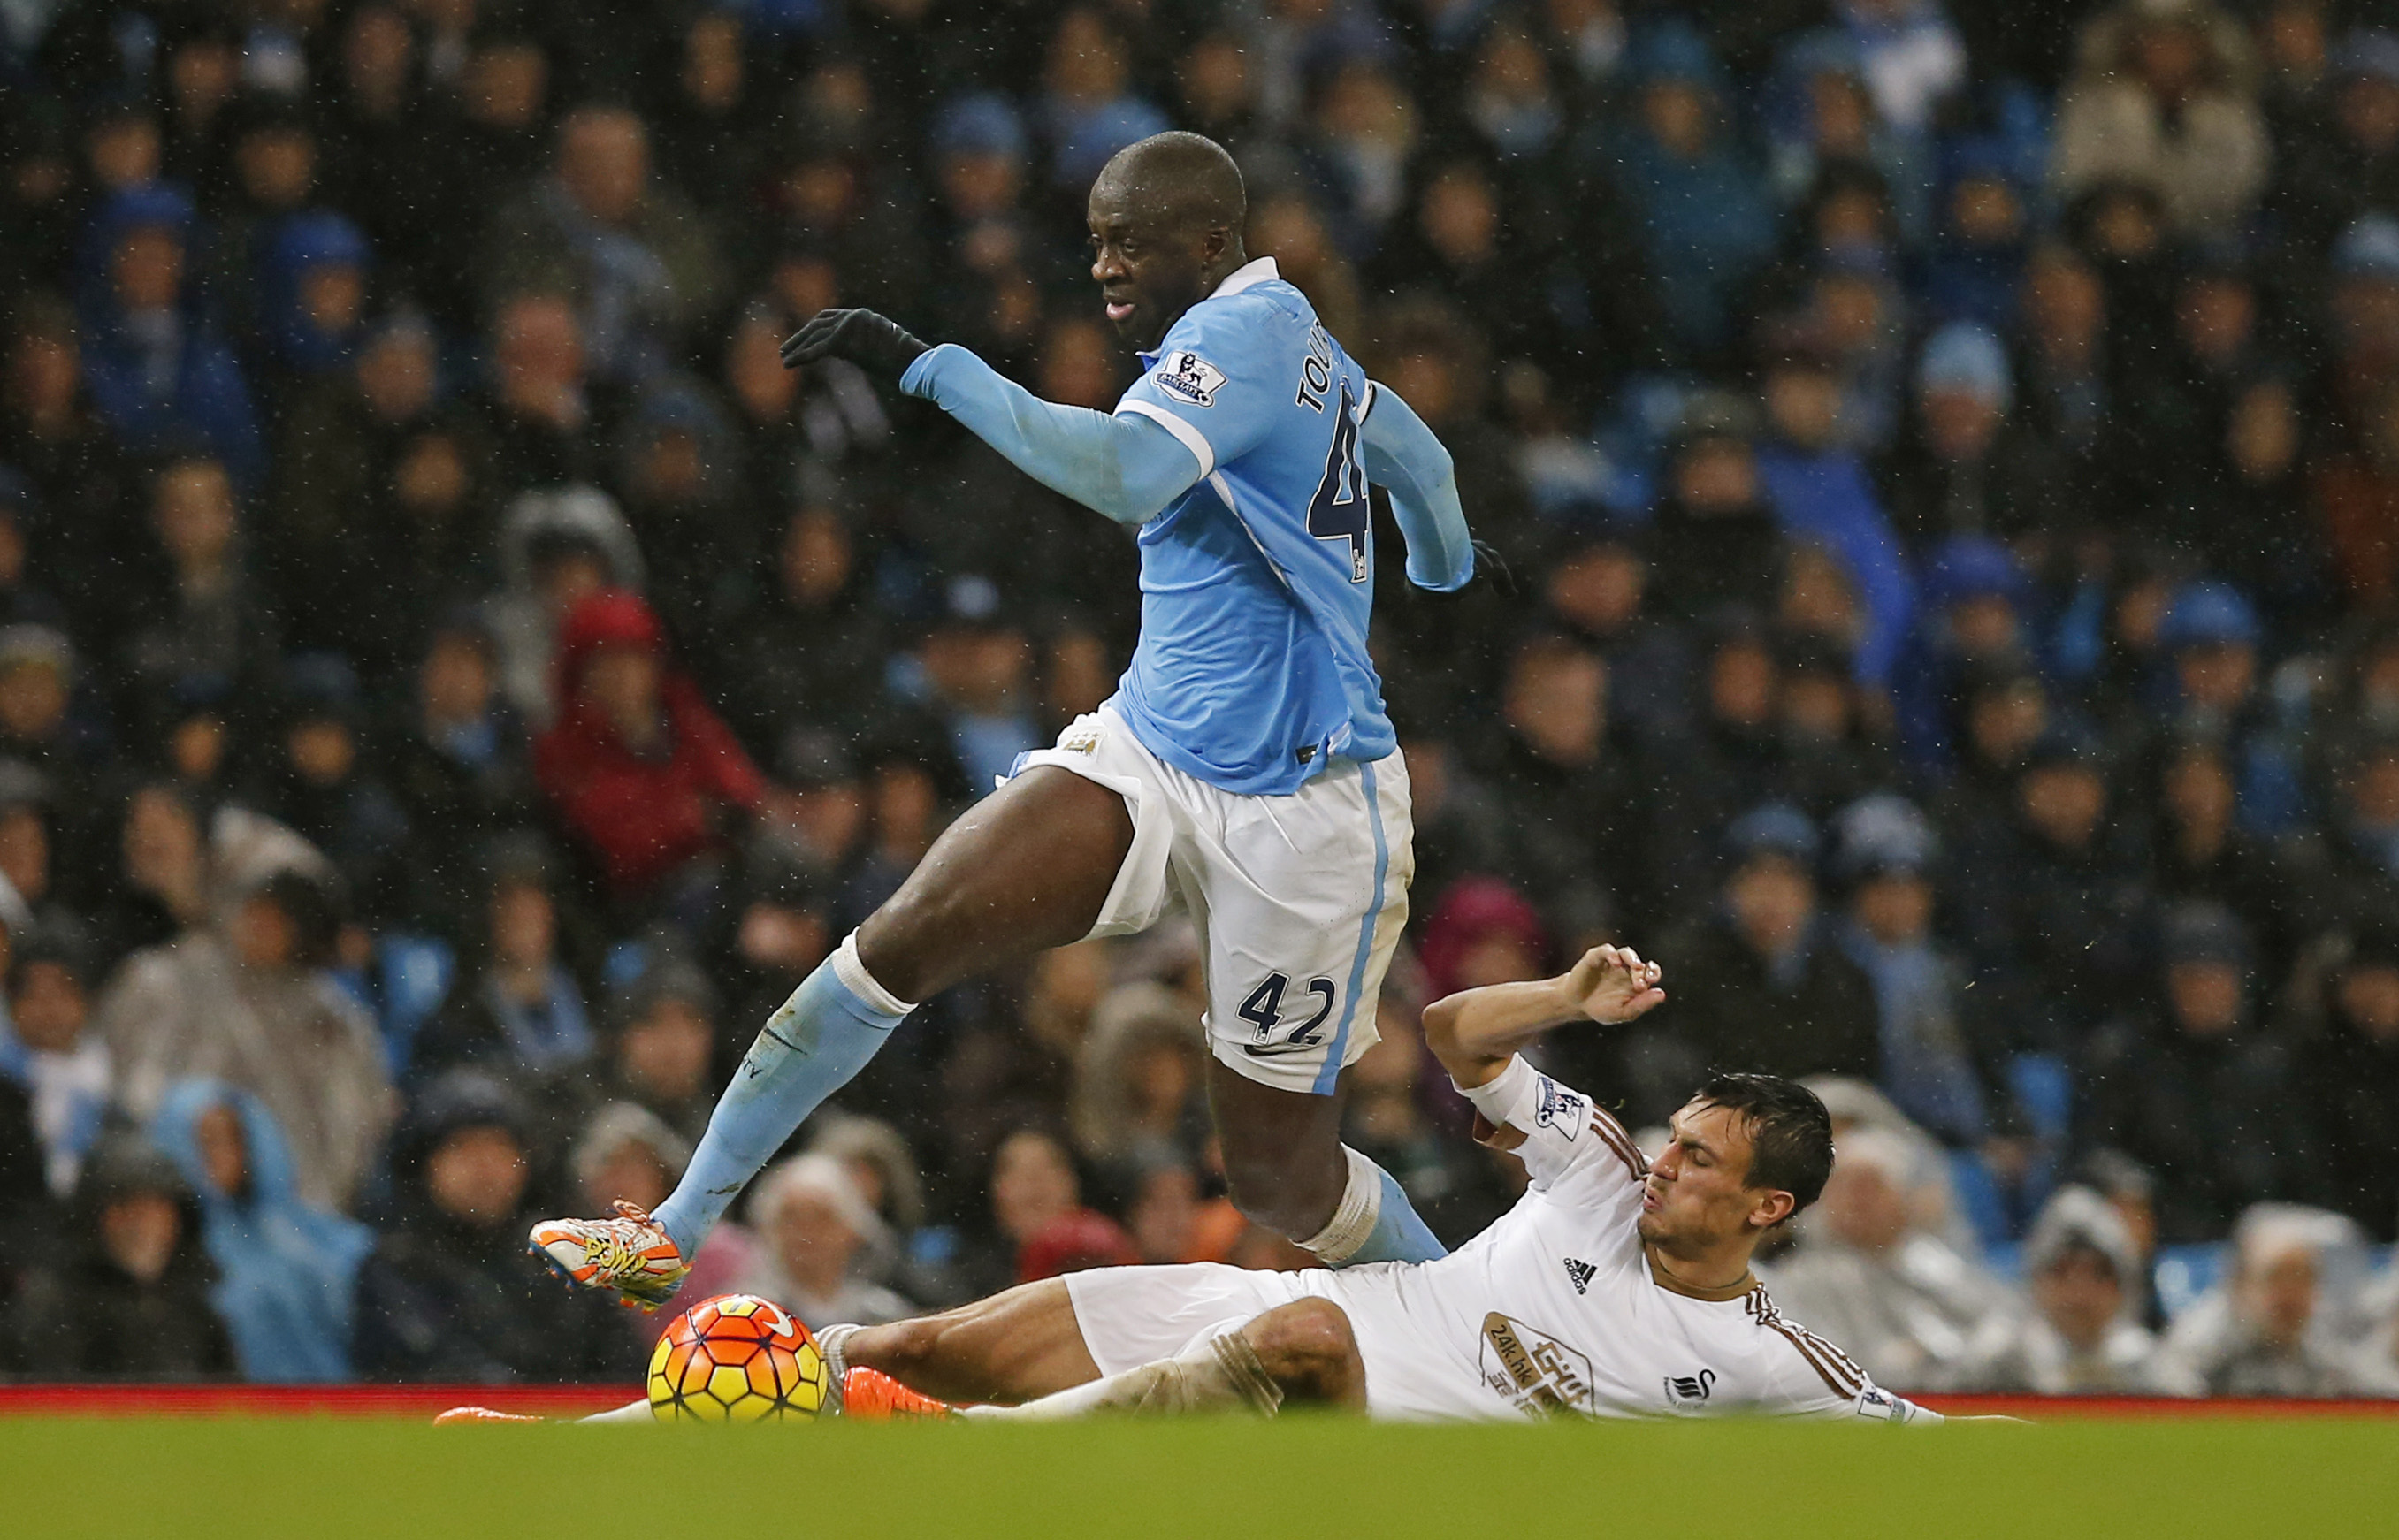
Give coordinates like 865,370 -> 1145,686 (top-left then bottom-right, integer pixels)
1479,1313 -> 1593,1417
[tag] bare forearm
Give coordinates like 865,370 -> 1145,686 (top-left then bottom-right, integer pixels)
1422,975 -> 1585,1088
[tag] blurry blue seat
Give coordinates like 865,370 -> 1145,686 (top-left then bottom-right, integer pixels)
2153,1244 -> 2228,1321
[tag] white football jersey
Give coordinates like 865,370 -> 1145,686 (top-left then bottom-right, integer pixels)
1295,1061 -> 1939,1422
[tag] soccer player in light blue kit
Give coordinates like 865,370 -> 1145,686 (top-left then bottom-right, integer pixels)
533,132 -> 1476,1307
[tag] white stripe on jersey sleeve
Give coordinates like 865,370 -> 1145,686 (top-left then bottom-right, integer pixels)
1115,400 -> 1217,478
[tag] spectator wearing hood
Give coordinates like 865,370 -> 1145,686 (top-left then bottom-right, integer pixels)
73,185 -> 262,491
2083,903 -> 2303,1243
248,654 -> 412,926
1875,322 -> 2071,552
266,312 -> 498,680
1888,535 -> 2036,773
2294,923 -> 2399,1239
738,1152 -> 913,1331
534,587 -> 766,908
486,484 -> 645,730
1756,1125 -> 2017,1391
2,919 -> 111,1198
2158,1204 -> 2375,1395
0,622 -> 103,781
584,952 -> 724,1147
96,857 -> 393,1215
1753,350 -> 1919,691
1952,1185 -> 2198,1394
613,380 -> 748,659
1069,980 -> 1207,1177
2153,581 -> 2310,836
351,1071 -> 640,1383
11,1133 -> 233,1380
381,616 -> 539,941
2052,0 -> 2271,235
1645,806 -> 1878,1124
1601,20 -> 1776,362
150,1079 -> 375,1383
250,208 -> 371,386
481,104 -> 728,388
1830,795 -> 1992,1148
1916,145 -> 2033,332
570,1101 -> 757,1344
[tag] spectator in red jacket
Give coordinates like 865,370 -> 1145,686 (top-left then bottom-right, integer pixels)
532,588 -> 765,905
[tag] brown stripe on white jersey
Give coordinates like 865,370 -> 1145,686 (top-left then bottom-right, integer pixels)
1586,1104 -> 1647,1180
1747,1289 -> 1863,1398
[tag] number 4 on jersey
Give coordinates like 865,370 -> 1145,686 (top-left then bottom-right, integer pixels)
1306,383 -> 1370,583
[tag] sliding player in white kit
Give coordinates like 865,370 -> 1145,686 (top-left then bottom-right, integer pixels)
801,946 -> 1940,1424
443,948 -> 1938,1427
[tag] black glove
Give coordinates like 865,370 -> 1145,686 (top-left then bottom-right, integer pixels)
780,308 -> 929,382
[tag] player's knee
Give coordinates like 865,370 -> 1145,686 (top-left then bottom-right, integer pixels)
1222,1146 -> 1345,1240
855,907 -> 941,1003
1245,1300 -> 1362,1402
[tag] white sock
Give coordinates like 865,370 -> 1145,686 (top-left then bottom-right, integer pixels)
1295,1147 -> 1383,1265
577,1399 -> 654,1425
963,1334 -> 1282,1422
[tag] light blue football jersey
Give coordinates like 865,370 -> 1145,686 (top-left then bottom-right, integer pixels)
1109,258 -> 1394,797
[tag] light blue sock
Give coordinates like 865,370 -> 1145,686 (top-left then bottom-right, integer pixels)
1347,1163 -> 1448,1264
1307,1147 -> 1448,1267
651,942 -> 909,1255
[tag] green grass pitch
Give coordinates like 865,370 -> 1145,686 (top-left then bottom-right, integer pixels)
6,1414 -> 2392,1539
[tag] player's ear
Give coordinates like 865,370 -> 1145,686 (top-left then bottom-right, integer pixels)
1746,1188 -> 1796,1232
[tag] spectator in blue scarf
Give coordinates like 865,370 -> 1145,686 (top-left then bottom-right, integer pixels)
150,1079 -> 374,1383
1831,793 -> 1991,1147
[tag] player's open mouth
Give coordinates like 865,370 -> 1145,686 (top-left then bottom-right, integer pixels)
1640,1184 -> 1663,1212
1105,300 -> 1135,322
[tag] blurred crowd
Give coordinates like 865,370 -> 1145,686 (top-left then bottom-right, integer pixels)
2,0 -> 2398,1396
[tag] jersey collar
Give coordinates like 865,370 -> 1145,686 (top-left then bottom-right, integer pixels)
1209,255 -> 1280,298
1136,258 -> 1284,367
1644,1247 -> 1761,1303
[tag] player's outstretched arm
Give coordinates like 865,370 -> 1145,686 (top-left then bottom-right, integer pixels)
1421,945 -> 1665,1090
1359,385 -> 1472,592
784,309 -> 1202,525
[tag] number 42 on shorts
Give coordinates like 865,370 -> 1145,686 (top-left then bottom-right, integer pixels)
1237,972 -> 1338,1057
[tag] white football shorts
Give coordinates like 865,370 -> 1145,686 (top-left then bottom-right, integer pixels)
1007,703 -> 1413,1095
1064,1262 -> 1508,1422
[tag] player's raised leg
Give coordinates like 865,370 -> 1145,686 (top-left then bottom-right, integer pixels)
533,768 -> 1132,1305
1191,751 -> 1447,1266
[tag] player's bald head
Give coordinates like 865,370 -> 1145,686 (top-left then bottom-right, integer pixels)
1091,132 -> 1246,236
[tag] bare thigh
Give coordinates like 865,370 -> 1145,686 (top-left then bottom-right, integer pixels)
855,766 -> 1133,1003
843,1279 -> 1100,1407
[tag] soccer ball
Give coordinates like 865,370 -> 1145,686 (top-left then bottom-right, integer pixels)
646,1294 -> 828,1422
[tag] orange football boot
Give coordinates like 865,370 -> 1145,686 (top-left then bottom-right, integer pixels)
433,1407 -> 546,1426
839,1367 -> 955,1421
